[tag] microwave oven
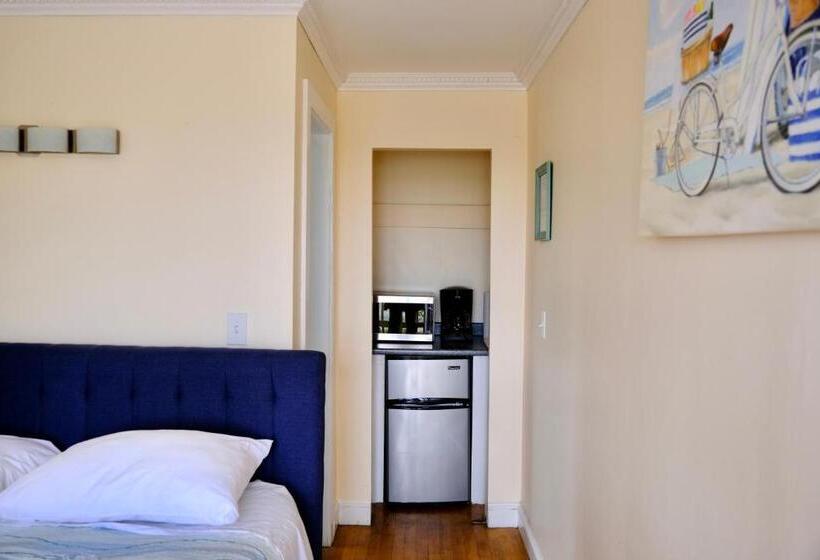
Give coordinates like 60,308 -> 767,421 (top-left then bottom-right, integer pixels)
373,293 -> 435,343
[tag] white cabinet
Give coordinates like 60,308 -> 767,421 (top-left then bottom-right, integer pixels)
372,354 -> 386,502
471,355 -> 489,504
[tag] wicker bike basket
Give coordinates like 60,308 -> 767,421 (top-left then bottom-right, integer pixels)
681,29 -> 713,83
790,0 -> 820,29
680,1 -> 714,83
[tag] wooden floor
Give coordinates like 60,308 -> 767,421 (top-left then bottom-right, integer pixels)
323,504 -> 529,559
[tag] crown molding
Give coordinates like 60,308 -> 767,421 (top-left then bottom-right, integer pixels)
298,0 -> 343,87
340,72 -> 526,92
0,0 -> 305,16
517,0 -> 587,87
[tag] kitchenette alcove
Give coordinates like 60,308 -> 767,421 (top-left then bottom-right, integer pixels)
370,149 -> 491,520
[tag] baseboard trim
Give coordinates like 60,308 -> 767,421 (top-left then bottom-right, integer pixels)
486,502 -> 520,528
518,507 -> 544,560
337,501 -> 371,526
338,500 -> 525,531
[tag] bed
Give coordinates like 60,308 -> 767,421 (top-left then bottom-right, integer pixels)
0,343 -> 325,560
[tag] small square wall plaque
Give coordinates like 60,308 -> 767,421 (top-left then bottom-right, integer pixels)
23,126 -> 70,153
73,128 -> 120,154
0,127 -> 19,153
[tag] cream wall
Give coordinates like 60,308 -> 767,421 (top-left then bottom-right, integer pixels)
373,150 -> 491,322
524,1 -> 820,559
336,91 -> 528,509
0,17 -> 298,348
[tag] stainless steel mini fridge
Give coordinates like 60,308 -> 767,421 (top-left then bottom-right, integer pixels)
386,358 -> 470,503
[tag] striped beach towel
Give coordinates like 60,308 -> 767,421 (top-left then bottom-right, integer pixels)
788,52 -> 820,161
683,0 -> 713,50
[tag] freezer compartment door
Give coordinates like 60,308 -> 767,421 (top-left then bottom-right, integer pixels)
387,407 -> 470,503
387,358 -> 469,400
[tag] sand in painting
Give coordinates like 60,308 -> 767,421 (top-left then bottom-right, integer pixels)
639,63 -> 820,236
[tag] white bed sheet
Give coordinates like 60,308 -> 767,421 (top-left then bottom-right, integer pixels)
0,481 -> 312,560
98,481 -> 312,560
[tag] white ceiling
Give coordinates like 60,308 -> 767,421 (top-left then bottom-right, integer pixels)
310,0 -> 558,74
303,0 -> 587,89
0,0 -> 586,89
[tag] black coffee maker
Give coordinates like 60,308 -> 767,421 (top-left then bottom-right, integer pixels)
440,287 -> 473,345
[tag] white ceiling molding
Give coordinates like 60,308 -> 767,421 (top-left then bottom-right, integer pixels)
340,72 -> 526,92
298,0 -> 344,87
517,0 -> 587,87
0,0 -> 305,16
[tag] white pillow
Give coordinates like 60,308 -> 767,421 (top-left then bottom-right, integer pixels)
0,435 -> 59,492
0,430 -> 272,526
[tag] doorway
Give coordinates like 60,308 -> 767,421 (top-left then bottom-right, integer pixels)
370,149 -> 491,519
299,79 -> 335,546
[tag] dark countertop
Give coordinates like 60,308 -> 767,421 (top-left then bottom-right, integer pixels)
373,336 -> 489,357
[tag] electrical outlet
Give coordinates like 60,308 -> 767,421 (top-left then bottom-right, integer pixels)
227,313 -> 248,346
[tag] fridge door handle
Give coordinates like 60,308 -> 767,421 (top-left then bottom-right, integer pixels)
387,398 -> 470,410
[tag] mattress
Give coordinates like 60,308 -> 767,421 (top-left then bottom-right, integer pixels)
0,481 -> 312,560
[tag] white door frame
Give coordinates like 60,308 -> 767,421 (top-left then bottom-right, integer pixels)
299,79 -> 335,350
299,78 -> 336,547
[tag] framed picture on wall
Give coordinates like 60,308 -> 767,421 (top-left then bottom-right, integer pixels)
639,0 -> 820,236
535,161 -> 553,241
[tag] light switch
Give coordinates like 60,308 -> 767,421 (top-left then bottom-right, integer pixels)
537,311 -> 547,340
227,313 -> 248,346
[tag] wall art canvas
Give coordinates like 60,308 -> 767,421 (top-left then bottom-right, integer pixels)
640,0 -> 820,236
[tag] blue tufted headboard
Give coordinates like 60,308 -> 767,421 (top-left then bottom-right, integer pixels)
0,343 -> 325,559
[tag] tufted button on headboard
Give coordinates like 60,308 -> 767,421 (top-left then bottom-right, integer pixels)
0,343 -> 325,559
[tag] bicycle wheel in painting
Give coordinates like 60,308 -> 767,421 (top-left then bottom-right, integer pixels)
761,22 -> 820,194
674,81 -> 722,197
